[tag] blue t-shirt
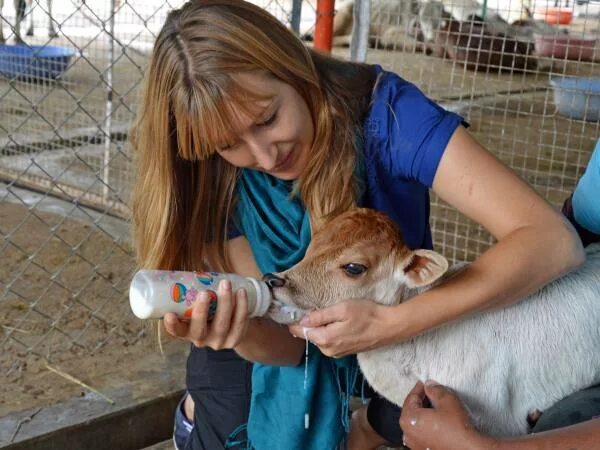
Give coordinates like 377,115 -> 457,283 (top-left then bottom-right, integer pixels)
231,66 -> 465,250
362,67 -> 464,249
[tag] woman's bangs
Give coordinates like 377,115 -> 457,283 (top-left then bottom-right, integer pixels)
174,79 -> 273,161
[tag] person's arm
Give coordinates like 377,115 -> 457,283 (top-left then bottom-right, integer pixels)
400,381 -> 600,450
163,235 -> 304,366
291,127 -> 585,355
226,236 -> 305,365
385,126 -> 585,340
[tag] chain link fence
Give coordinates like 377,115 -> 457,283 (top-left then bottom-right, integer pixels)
340,0 -> 600,261
0,0 -> 317,421
1,0 -> 598,426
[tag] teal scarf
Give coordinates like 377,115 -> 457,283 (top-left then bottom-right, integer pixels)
233,169 -> 360,450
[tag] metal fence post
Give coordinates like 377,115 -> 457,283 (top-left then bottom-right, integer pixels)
350,0 -> 370,62
102,0 -> 116,202
290,0 -> 302,34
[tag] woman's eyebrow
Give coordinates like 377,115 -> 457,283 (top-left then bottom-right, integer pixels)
255,99 -> 277,118
254,100 -> 279,121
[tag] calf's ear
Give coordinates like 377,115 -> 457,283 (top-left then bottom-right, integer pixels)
400,250 -> 448,288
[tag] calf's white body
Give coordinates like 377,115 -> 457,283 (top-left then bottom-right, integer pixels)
359,246 -> 600,436
269,209 -> 600,437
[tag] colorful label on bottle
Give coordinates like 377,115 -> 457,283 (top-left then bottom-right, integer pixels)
171,283 -> 187,303
171,284 -> 218,317
151,270 -> 218,285
170,282 -> 200,307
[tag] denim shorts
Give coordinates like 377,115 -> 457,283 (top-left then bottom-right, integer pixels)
173,394 -> 194,450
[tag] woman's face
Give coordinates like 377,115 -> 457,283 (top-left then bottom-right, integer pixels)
215,72 -> 314,180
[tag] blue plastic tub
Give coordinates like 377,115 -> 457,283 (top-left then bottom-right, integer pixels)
550,77 -> 600,121
0,45 -> 76,81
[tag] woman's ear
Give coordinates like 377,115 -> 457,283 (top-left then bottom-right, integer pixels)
400,249 -> 449,288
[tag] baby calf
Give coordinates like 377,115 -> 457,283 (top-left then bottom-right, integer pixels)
268,208 -> 600,437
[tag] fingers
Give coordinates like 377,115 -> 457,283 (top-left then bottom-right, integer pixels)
292,303 -> 348,355
403,380 -> 426,411
224,288 -> 249,347
290,300 -> 382,357
299,303 -> 347,327
423,380 -> 459,410
165,279 -> 248,349
208,280 -> 234,347
400,381 -> 484,450
288,323 -> 338,355
187,290 -> 212,345
288,323 -> 314,339
298,323 -> 341,355
399,381 -> 430,432
163,312 -> 190,338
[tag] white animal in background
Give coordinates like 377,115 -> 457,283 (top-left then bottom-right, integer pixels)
267,208 -> 600,437
328,0 -> 425,48
0,0 -> 57,44
329,0 -> 535,47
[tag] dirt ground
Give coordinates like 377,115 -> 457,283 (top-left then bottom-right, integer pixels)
0,200 -> 181,417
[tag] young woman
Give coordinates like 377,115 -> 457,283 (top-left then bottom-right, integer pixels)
130,1 -> 584,449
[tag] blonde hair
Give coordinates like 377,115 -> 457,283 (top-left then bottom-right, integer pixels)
131,0 -> 376,272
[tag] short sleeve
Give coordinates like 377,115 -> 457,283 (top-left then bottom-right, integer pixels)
572,139 -> 600,234
367,71 -> 466,187
227,219 -> 242,240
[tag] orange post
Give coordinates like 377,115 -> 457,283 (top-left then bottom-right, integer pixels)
314,0 -> 335,53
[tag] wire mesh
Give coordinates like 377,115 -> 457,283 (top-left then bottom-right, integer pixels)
0,0 -> 598,421
336,0 -> 599,261
0,0 -> 321,420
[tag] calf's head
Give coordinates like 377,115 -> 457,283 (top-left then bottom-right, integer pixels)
266,208 -> 449,324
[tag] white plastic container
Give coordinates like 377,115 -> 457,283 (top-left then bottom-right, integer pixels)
129,270 -> 272,320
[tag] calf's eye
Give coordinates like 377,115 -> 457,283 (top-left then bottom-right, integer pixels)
342,263 -> 367,277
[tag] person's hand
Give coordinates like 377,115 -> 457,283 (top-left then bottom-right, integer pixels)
400,380 -> 497,450
163,279 -> 250,349
288,299 -> 391,358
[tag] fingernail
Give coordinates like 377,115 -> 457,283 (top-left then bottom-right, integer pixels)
238,288 -> 247,300
299,316 -> 309,326
198,291 -> 209,302
425,379 -> 439,387
220,279 -> 232,291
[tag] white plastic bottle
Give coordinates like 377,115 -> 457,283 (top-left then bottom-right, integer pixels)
129,269 -> 272,320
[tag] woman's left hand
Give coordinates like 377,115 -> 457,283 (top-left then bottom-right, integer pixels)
288,299 -> 393,357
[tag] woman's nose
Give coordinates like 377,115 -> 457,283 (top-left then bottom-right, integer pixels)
245,136 -> 278,170
262,273 -> 286,288
253,150 -> 278,171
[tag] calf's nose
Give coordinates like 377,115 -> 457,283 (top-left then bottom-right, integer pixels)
262,273 -> 286,288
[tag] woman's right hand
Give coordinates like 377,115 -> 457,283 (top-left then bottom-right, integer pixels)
163,279 -> 251,349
